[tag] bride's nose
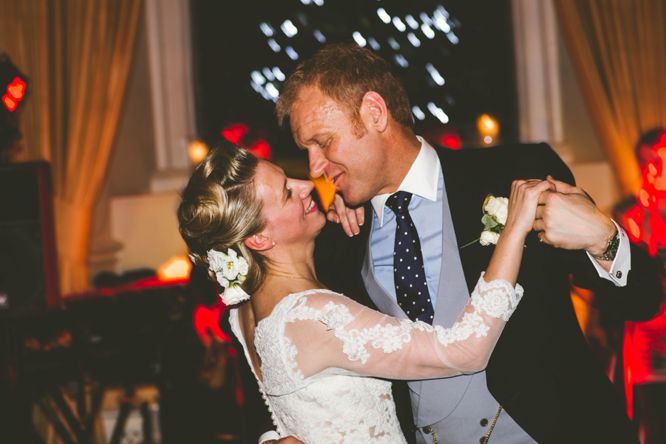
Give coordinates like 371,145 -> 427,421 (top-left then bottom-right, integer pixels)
293,179 -> 314,197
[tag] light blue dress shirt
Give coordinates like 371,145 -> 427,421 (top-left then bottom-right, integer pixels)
369,138 -> 631,312
370,139 -> 444,309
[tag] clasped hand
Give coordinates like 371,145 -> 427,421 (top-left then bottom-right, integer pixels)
533,176 -> 616,255
327,176 -> 616,257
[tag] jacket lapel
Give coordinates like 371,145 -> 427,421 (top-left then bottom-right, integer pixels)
436,149 -> 494,295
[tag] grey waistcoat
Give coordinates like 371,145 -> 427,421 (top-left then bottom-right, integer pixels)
361,178 -> 535,443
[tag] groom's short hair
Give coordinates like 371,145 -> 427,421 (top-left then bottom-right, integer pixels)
276,43 -> 413,129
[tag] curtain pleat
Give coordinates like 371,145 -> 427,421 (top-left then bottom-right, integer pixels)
0,0 -> 143,293
554,0 -> 666,196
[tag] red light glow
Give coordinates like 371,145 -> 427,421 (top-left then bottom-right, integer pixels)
2,95 -> 17,111
639,189 -> 650,207
248,139 -> 272,159
627,216 -> 642,240
625,205 -> 645,241
439,133 -> 462,150
648,163 -> 657,176
222,123 -> 249,145
221,123 -> 273,159
193,302 -> 231,347
2,77 -> 26,112
7,77 -> 26,100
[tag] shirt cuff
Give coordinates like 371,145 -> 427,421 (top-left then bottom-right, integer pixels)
258,431 -> 281,443
586,220 -> 631,286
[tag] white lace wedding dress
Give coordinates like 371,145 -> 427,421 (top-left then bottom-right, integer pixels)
229,273 -> 523,443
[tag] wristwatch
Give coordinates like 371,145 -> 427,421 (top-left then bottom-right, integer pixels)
590,227 -> 620,262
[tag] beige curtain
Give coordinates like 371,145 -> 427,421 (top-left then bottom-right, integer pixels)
0,0 -> 142,293
554,0 -> 666,196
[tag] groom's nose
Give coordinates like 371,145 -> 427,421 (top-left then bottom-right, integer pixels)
307,147 -> 328,178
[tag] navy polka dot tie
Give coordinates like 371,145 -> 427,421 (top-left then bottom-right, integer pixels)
385,191 -> 434,324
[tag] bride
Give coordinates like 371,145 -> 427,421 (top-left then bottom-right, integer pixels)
178,144 -> 552,443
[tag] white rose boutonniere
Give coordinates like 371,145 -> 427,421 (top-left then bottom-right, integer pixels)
479,230 -> 500,246
461,194 -> 508,248
207,248 -> 251,305
483,195 -> 508,225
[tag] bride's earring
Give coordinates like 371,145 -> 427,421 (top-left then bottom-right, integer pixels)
271,241 -> 277,247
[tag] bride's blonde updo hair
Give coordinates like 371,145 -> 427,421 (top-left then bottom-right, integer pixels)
178,143 -> 267,294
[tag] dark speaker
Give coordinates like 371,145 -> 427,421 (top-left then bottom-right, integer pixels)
0,162 -> 60,314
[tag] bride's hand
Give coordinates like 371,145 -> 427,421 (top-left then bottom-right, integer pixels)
503,179 -> 555,238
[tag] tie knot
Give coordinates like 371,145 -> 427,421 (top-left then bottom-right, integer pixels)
386,191 -> 412,215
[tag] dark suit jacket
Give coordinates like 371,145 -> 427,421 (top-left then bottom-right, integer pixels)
314,143 -> 663,444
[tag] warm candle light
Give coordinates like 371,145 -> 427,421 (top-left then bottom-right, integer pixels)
477,113 -> 499,147
311,175 -> 337,212
157,255 -> 192,281
188,139 -> 209,165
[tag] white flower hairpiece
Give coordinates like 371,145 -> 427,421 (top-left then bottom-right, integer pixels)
461,194 -> 508,248
207,248 -> 250,305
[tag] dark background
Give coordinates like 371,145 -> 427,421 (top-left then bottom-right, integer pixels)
191,0 -> 518,161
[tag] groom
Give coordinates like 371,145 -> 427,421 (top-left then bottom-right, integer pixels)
271,44 -> 662,444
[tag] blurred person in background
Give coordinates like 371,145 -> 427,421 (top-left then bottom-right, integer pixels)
614,128 -> 666,444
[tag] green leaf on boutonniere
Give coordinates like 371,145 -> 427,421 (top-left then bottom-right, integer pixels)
481,214 -> 499,229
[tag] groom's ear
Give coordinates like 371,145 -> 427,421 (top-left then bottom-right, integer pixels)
243,232 -> 273,252
360,91 -> 388,133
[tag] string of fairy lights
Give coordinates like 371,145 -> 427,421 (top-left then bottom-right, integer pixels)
248,1 -> 460,126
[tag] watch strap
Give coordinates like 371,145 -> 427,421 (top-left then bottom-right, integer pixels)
591,227 -> 620,261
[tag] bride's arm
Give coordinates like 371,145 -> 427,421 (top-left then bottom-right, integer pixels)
283,275 -> 520,380
281,180 -> 553,381
484,179 -> 554,286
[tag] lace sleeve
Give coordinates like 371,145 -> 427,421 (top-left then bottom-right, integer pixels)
283,273 -> 523,381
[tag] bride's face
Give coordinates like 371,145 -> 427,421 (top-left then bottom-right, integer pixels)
254,160 -> 326,245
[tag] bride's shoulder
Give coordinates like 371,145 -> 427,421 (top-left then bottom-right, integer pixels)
280,288 -> 342,308
271,289 -> 350,321
256,289 -> 362,330
284,289 -> 365,330
291,288 -> 351,307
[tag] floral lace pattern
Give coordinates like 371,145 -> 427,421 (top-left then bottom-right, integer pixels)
317,302 -> 414,364
308,274 -> 522,366
230,274 -> 522,443
472,272 -> 523,321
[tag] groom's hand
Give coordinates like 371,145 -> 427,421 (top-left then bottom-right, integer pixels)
533,176 -> 616,255
327,193 -> 365,237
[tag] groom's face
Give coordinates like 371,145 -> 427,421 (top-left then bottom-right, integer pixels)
290,85 -> 389,206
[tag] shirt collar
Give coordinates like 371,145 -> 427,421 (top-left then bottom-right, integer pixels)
371,136 -> 441,226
